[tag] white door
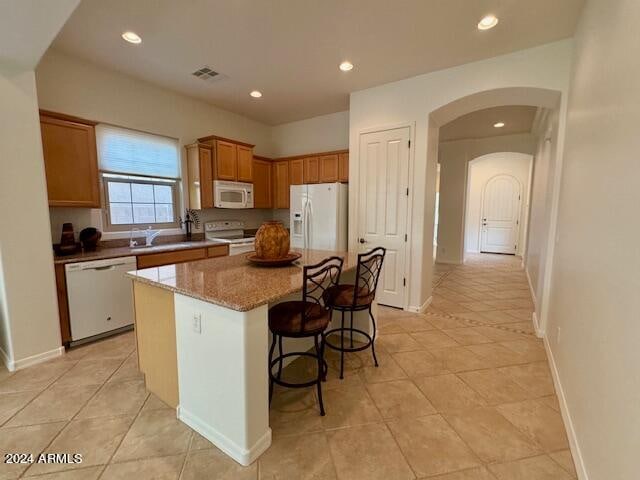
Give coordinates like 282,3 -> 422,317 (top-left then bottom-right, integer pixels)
480,175 -> 521,254
358,127 -> 410,308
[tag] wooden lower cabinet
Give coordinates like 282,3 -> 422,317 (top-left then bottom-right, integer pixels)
252,158 -> 273,208
273,160 -> 290,209
137,248 -> 207,269
55,263 -> 72,345
207,245 -> 230,258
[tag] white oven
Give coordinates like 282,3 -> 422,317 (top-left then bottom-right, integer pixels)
214,180 -> 254,209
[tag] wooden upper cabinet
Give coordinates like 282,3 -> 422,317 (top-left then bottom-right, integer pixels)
303,156 -> 319,184
236,145 -> 253,182
253,158 -> 272,208
186,144 -> 213,209
289,159 -> 304,185
40,113 -> 100,208
319,154 -> 339,183
215,140 -> 237,181
338,152 -> 349,182
273,160 -> 290,209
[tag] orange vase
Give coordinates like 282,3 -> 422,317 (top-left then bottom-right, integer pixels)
255,221 -> 290,259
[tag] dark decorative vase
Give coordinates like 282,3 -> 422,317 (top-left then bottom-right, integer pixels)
255,221 -> 290,259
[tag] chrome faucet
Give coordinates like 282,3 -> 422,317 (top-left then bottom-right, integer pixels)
144,227 -> 161,246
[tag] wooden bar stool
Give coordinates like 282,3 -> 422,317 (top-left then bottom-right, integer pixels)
323,247 -> 386,379
268,256 -> 344,416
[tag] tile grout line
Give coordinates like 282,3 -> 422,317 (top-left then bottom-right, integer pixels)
17,348 -> 133,479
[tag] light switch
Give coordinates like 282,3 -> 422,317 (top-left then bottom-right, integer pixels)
192,313 -> 202,334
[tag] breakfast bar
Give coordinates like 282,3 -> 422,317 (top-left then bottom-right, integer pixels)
126,249 -> 373,465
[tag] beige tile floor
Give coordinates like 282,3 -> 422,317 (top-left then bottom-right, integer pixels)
0,253 -> 578,479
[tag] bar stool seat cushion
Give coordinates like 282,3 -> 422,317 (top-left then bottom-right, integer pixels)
323,284 -> 375,308
268,301 -> 330,335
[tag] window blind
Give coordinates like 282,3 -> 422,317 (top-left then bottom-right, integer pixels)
96,124 -> 180,179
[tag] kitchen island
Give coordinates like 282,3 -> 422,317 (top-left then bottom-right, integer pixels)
126,249 -> 372,465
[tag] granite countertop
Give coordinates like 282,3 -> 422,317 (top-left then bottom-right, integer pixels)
53,239 -> 228,265
126,249 -> 359,312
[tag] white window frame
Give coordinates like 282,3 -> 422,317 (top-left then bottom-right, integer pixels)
101,173 -> 180,232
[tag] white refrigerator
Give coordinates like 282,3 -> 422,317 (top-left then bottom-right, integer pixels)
290,183 -> 348,251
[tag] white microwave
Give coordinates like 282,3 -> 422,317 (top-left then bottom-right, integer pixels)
214,180 -> 254,209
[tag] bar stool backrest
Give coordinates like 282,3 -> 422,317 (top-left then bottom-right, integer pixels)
353,247 -> 386,308
301,256 -> 344,331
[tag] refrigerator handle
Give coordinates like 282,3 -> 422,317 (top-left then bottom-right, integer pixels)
304,198 -> 311,249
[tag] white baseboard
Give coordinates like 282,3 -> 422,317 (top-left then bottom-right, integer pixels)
407,296 -> 432,314
543,336 -> 589,480
178,405 -> 272,466
10,346 -> 64,371
0,344 -> 13,372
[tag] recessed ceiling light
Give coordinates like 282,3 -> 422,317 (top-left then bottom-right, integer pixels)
478,15 -> 499,30
250,90 -> 262,98
121,31 -> 142,44
339,61 -> 354,72
494,122 -> 505,128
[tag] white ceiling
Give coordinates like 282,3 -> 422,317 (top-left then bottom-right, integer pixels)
0,0 -> 79,69
440,105 -> 538,142
51,0 -> 584,125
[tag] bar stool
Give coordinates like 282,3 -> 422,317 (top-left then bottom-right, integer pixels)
268,256 -> 344,416
323,247 -> 386,379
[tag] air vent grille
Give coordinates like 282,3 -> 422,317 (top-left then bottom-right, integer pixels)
192,66 -> 220,81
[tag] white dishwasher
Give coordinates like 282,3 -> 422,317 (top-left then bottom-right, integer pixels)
65,256 -> 136,344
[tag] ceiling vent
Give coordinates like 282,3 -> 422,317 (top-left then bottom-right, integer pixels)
192,66 -> 220,81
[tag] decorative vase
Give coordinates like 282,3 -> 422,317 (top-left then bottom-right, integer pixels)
255,221 -> 290,259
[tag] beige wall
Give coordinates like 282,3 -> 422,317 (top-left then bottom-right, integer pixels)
524,109 -> 560,314
0,67 -> 62,368
545,1 -> 640,478
271,111 -> 349,157
436,133 -> 536,264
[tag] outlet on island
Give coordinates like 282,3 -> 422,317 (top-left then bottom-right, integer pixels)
192,313 -> 202,334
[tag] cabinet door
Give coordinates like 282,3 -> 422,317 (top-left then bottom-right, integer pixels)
289,159 -> 304,185
273,161 -> 290,209
215,140 -> 237,180
319,154 -> 339,182
199,146 -> 214,208
338,152 -> 349,182
236,145 -> 253,182
303,156 -> 319,184
40,115 -> 100,207
136,248 -> 207,269
253,159 -> 272,208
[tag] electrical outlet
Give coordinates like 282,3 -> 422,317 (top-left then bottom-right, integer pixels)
192,313 -> 202,334
556,326 -> 561,344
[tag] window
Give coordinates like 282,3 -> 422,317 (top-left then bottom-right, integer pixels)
96,125 -> 181,230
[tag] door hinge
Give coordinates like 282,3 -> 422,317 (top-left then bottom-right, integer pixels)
518,195 -> 521,200
406,187 -> 409,196
403,278 -> 406,287
408,140 -> 411,148
404,234 -> 407,242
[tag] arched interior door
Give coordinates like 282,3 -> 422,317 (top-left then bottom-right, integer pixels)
480,175 -> 521,254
